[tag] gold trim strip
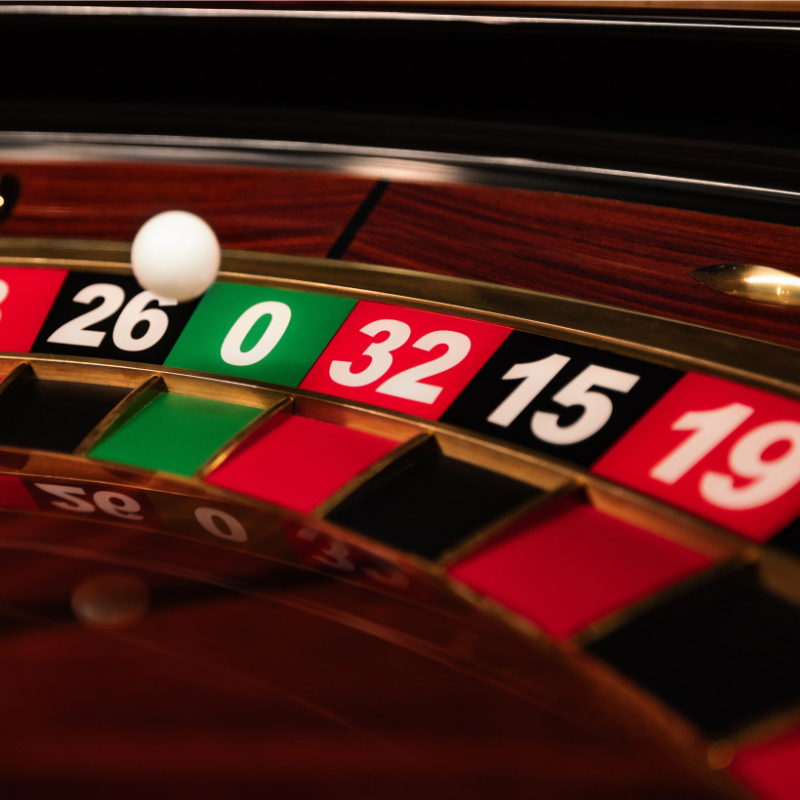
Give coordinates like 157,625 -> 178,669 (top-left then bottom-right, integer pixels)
586,479 -> 744,562
758,547 -> 800,610
312,432 -> 433,519
435,426 -> 577,493
0,353 -> 288,410
195,395 -> 294,480
0,361 -> 32,399
722,702 -> 800,755
437,481 -> 581,569
294,394 -> 425,444
569,554 -> 756,650
74,373 -> 166,456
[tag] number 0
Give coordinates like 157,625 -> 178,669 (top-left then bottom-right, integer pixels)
221,301 -> 291,366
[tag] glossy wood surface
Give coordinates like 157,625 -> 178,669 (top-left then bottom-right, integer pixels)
2,160 -> 800,354
0,162 -> 373,258
0,512 -> 733,800
344,182 -> 800,351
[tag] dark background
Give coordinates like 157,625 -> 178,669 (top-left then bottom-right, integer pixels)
2,5 -> 800,189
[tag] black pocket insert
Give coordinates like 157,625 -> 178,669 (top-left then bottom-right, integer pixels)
327,451 -> 541,561
588,573 -> 800,737
0,379 -> 128,453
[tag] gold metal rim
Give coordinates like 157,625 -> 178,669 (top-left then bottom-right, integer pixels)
1,236 -> 799,402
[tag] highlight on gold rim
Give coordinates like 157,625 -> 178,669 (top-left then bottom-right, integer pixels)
691,263 -> 800,307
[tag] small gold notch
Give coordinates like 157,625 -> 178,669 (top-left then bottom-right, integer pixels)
691,264 -> 800,307
74,374 -> 166,456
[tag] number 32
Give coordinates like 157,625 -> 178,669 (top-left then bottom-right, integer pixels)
329,319 -> 471,404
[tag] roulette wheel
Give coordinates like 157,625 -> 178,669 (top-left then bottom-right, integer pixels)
1,4 -> 800,799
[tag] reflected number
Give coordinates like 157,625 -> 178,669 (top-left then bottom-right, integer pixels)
194,507 -> 248,542
296,528 -> 409,587
35,483 -> 144,520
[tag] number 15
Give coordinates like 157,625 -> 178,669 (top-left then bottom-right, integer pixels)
487,354 -> 640,445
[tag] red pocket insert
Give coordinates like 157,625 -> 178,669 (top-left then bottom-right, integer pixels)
448,496 -> 712,640
207,414 -> 398,515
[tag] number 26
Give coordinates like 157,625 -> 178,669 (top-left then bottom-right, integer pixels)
47,284 -> 177,352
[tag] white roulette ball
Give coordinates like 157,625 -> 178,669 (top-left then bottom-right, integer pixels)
131,210 -> 221,302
